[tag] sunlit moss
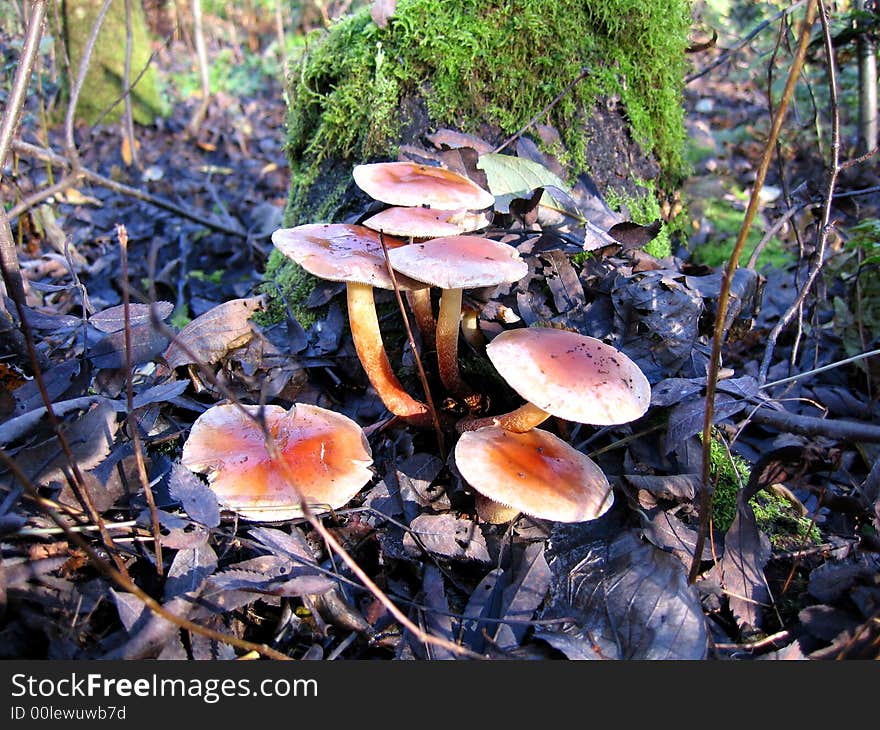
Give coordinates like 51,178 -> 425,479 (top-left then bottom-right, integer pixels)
270,0 -> 691,322
707,434 -> 821,549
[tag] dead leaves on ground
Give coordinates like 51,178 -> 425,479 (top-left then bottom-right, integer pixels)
2,119 -> 879,662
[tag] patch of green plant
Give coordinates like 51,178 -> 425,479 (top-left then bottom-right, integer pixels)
605,178 -> 678,259
255,252 -> 319,329
188,269 -> 224,285
285,0 -> 690,194
172,46 -> 282,100
273,0 -> 691,322
707,434 -> 821,549
829,218 -> 880,364
689,195 -> 793,269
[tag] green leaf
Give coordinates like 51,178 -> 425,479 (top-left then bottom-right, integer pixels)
476,152 -> 573,214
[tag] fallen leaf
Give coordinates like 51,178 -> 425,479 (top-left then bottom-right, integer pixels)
370,0 -> 396,28
89,301 -> 173,333
404,513 -> 491,563
163,295 -> 265,369
538,524 -> 708,659
608,219 -> 662,248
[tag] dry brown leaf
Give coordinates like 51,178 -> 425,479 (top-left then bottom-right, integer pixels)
121,136 -> 140,166
371,0 -> 396,28
162,295 -> 265,369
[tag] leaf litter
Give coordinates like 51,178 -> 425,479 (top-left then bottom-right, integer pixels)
2,17 -> 880,663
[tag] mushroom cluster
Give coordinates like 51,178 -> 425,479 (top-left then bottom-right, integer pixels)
181,159 -> 652,527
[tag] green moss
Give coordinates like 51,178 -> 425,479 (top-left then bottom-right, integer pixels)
605,178 -> 676,259
61,0 -> 167,125
256,251 -> 319,329
708,434 -> 821,549
273,0 -> 690,322
287,0 -> 689,183
689,195 -> 794,270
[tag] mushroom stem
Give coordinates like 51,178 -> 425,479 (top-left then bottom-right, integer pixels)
407,288 -> 436,353
456,401 -> 550,433
436,287 -> 480,408
460,305 -> 485,352
346,282 -> 432,427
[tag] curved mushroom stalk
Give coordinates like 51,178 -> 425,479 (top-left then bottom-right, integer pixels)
456,401 -> 550,433
347,282 -> 432,427
386,236 -> 528,413
271,224 -> 436,429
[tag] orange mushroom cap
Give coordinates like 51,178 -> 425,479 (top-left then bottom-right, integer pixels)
454,426 -> 613,523
353,161 -> 495,211
181,403 -> 373,521
486,327 -> 651,426
362,206 -> 491,238
386,235 -> 528,290
270,223 -> 426,291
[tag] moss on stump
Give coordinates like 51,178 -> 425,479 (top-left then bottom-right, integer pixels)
267,0 -> 692,326
61,0 -> 167,126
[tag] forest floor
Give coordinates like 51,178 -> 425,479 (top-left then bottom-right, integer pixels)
1,6 -> 879,660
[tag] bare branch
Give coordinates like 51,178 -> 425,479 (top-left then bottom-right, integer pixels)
690,0 -> 819,585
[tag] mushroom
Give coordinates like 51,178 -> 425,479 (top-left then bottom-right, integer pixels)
181,402 -> 373,521
271,223 -> 432,426
458,327 -> 651,433
454,425 -> 613,523
386,235 -> 528,407
362,206 -> 491,239
353,161 -> 495,211
357,165 -> 495,354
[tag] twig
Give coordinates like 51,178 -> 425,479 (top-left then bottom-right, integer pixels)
117,224 -> 163,574
10,139 -> 246,237
689,0 -> 818,585
746,202 -> 813,270
686,0 -> 808,84
0,0 -> 48,363
64,0 -> 113,162
747,407 -> 880,442
122,0 -> 140,169
188,0 -> 212,136
493,66 -> 590,154
760,346 -> 880,390
377,230 -> 446,461
0,447 -> 291,661
0,0 -> 47,177
757,0 -> 840,384
5,172 -> 83,221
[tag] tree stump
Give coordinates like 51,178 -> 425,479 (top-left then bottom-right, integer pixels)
266,0 -> 692,327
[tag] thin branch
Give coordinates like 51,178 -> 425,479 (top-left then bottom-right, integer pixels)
6,172 -> 84,221
757,0 -> 840,383
686,0 -> 808,84
11,140 -> 246,237
0,447 -> 291,661
117,224 -> 162,574
64,0 -> 113,160
188,0 -> 212,136
689,0 -> 818,585
0,0 -> 49,363
761,346 -> 880,390
0,0 -> 48,178
377,230 -> 446,461
122,0 -> 140,169
493,66 -> 591,154
748,407 -> 880,442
